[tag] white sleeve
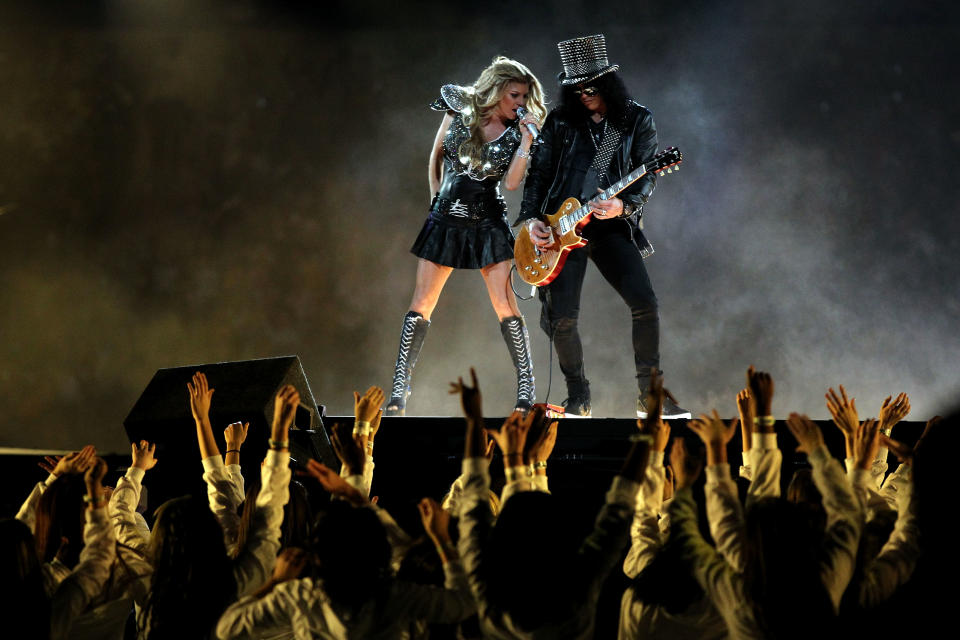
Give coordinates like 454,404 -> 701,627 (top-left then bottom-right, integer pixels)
704,463 -> 746,573
15,473 -> 59,532
878,463 -> 912,513
202,455 -> 243,555
216,578 -> 310,640
858,479 -> 919,608
745,432 -> 781,506
231,450 -> 290,597
339,456 -> 376,497
109,467 -> 152,554
499,466 -> 537,506
370,503 -> 415,572
809,446 -> 866,611
49,508 -> 117,640
226,463 -> 247,505
623,451 -> 666,578
441,474 -> 466,513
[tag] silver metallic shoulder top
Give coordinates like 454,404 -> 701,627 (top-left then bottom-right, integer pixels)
430,84 -> 521,183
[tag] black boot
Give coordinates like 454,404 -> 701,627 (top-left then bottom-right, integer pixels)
636,372 -> 691,419
562,378 -> 591,418
500,316 -> 535,412
385,311 -> 430,416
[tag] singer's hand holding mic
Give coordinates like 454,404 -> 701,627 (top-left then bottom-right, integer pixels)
515,106 -> 541,142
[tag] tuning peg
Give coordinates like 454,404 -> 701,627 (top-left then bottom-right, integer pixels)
666,168 -> 672,173
674,165 -> 680,171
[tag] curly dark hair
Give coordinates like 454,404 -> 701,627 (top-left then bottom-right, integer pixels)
556,71 -> 634,129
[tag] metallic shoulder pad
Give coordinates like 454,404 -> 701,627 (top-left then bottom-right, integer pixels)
429,84 -> 473,113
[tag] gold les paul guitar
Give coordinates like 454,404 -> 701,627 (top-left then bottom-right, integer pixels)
514,147 -> 682,286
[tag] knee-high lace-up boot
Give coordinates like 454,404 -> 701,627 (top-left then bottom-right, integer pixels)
385,311 -> 431,416
500,315 -> 535,412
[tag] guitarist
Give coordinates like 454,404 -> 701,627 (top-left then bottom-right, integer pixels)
518,34 -> 689,419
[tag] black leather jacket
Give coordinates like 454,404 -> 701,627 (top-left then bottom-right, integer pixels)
517,101 -> 658,256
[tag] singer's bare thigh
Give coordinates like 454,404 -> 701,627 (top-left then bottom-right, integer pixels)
481,259 -> 521,320
409,259 -> 454,321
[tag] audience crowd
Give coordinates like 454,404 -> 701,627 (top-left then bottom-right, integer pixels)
2,364 -> 954,639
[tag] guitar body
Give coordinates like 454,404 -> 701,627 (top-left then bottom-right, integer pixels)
514,197 -> 591,286
513,146 -> 683,287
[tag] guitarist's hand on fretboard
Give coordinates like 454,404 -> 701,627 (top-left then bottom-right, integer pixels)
590,188 -> 624,220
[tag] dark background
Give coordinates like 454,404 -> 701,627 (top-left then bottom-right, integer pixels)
1,0 -> 958,452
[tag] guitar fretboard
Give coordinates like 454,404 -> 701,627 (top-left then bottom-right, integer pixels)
556,165 -> 650,234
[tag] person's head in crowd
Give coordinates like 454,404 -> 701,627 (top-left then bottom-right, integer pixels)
482,491 -> 579,630
140,493 -> 237,639
743,498 -> 834,638
785,468 -> 827,535
0,518 -> 50,639
281,479 -> 313,551
307,500 -> 391,611
34,474 -> 86,569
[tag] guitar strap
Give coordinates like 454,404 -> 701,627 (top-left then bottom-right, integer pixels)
588,118 -> 622,189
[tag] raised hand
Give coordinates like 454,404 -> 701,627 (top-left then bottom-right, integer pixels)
271,385 -> 301,444
669,438 -> 702,489
449,367 -> 483,423
746,366 -> 774,418
522,405 -> 551,464
224,421 -> 248,465
368,409 -> 384,445
330,422 -> 365,476
852,418 -> 881,471
224,421 -> 249,449
639,369 -> 674,452
187,371 -> 215,424
878,393 -> 910,434
50,445 -> 97,476
354,386 -> 386,424
487,411 -> 532,467
688,410 -> 739,466
825,386 -> 858,456
532,420 -> 558,465
84,457 -> 109,509
785,413 -> 826,455
300,459 -> 365,504
736,388 -> 754,452
418,497 -> 452,544
131,440 -> 158,471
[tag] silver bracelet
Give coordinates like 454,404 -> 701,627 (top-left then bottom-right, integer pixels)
516,147 -> 530,159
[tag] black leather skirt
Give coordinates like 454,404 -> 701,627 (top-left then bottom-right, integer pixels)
410,197 -> 515,269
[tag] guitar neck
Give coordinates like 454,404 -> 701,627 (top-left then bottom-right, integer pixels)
558,164 -> 651,231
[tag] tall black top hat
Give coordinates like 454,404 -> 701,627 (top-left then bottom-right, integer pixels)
557,34 -> 619,86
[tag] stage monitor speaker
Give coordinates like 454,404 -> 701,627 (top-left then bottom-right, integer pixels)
123,355 -> 334,509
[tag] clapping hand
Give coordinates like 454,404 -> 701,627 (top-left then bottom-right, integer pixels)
688,410 -> 739,466
878,393 -> 910,434
487,411 -> 533,467
330,422 -> 365,477
45,445 -> 97,477
354,386 -> 385,423
852,418 -> 881,470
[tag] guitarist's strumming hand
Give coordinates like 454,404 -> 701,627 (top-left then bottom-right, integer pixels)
589,188 -> 624,220
528,219 -> 553,248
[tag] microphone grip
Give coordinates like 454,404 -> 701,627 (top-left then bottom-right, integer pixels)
516,107 -> 540,139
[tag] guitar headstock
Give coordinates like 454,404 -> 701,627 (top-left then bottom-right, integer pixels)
647,147 -> 683,176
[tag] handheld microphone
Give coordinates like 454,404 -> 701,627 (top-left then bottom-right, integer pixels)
516,107 -> 540,139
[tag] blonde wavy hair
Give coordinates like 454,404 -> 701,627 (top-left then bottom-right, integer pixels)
458,56 -> 546,170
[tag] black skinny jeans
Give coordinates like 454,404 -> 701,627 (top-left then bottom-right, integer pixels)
538,219 -> 659,390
